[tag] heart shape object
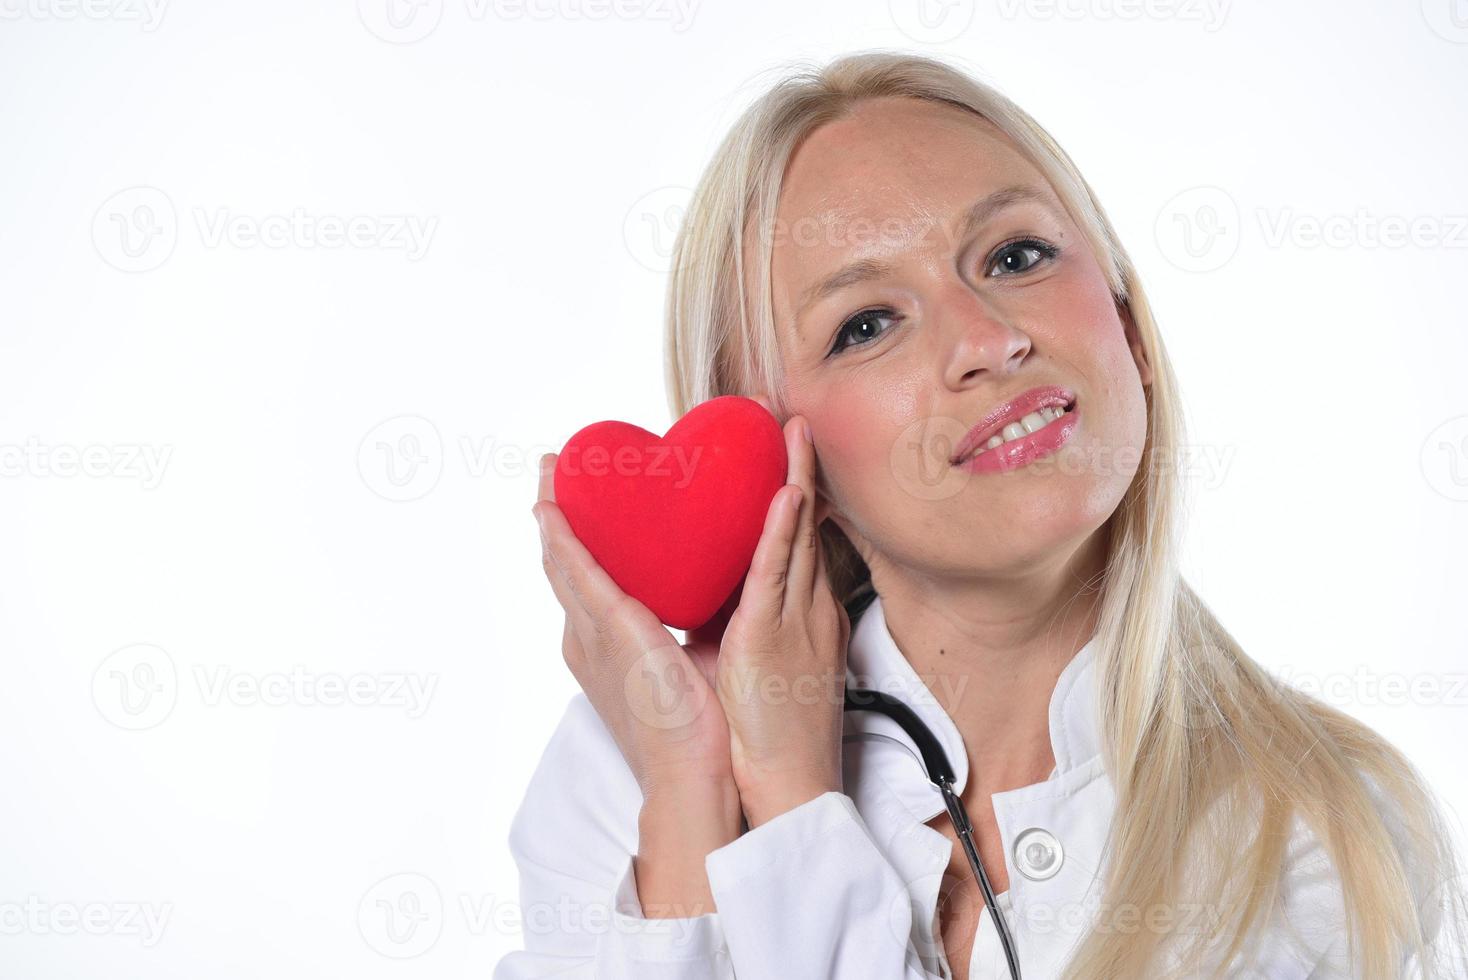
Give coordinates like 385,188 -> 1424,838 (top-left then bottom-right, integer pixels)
553,395 -> 787,631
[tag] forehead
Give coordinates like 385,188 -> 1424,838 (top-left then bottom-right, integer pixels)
767,96 -> 1061,290
786,96 -> 1030,195
786,99 -> 1043,223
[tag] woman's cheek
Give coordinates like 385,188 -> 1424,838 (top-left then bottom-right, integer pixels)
799,377 -> 869,456
801,390 -> 883,517
808,408 -> 864,498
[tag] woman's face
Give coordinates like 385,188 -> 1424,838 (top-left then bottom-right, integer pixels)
767,95 -> 1153,582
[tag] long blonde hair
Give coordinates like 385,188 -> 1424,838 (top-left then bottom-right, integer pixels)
661,49 -> 1466,978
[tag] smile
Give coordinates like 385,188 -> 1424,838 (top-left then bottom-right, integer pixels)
950,386 -> 1079,474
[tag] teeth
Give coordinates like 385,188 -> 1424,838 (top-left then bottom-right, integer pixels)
965,404 -> 1070,461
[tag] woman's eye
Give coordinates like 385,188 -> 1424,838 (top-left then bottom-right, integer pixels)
824,241 -> 1055,357
987,238 -> 1059,277
829,308 -> 900,356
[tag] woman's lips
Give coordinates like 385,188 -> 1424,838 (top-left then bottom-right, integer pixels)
952,401 -> 1079,475
949,385 -> 1075,465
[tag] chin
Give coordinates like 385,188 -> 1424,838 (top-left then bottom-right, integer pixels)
977,484 -> 1109,559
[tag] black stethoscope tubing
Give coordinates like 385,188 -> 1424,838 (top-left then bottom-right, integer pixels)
843,686 -> 1023,980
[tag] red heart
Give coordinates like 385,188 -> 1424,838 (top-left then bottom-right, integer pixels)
553,396 -> 787,631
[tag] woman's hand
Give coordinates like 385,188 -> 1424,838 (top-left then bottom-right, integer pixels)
713,404 -> 851,829
532,453 -> 740,812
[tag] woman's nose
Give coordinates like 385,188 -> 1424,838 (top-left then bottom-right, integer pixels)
938,288 -> 1033,390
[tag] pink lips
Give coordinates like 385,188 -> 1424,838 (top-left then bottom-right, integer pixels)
950,385 -> 1078,475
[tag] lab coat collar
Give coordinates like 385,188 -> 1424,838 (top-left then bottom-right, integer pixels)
842,592 -> 1104,824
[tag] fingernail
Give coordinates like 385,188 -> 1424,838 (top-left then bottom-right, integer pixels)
802,420 -> 812,444
790,487 -> 804,513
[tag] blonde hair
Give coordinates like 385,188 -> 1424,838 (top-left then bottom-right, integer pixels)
662,49 -> 1467,978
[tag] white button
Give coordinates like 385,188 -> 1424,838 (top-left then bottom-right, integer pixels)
1013,827 -> 1063,881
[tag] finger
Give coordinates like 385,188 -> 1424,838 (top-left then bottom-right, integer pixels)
534,497 -> 618,622
531,451 -> 663,680
537,520 -> 638,681
535,496 -> 669,658
812,520 -> 832,603
783,415 -> 819,604
740,480 -> 805,625
537,452 -> 558,504
536,504 -> 596,664
534,453 -> 588,661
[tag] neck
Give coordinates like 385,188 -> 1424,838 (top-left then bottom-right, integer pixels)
868,526 -> 1108,796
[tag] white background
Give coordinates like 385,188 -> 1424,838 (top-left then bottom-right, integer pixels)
1,0 -> 1465,976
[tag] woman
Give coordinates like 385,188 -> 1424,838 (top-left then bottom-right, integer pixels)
503,51 -> 1466,978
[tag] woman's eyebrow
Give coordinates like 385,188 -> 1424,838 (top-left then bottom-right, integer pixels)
793,184 -> 1056,325
951,184 -> 1055,244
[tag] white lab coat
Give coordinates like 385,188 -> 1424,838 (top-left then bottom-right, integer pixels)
495,594 -> 1447,979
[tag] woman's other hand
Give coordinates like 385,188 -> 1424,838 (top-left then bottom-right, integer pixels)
532,453 -> 740,815
714,401 -> 851,829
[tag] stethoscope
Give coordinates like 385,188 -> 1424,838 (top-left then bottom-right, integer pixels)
839,593 -> 1023,980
